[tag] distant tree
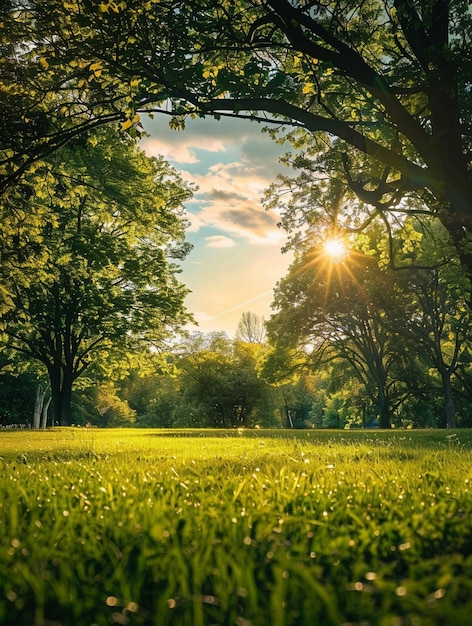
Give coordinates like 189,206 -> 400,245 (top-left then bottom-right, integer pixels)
139,376 -> 181,428
71,382 -> 136,427
277,375 -> 318,429
235,312 -> 266,344
0,126 -> 193,425
178,333 -> 273,427
117,353 -> 183,427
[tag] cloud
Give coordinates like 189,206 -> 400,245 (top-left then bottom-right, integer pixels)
140,115 -> 288,245
138,113 -> 297,336
205,235 -> 236,248
221,207 -> 275,231
141,114 -> 287,172
183,162 -> 285,244
208,189 -> 248,202
141,116 -> 233,164
142,138 -> 200,164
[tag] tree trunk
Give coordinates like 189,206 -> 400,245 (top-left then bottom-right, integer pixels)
440,370 -> 456,429
48,364 -> 75,426
377,389 -> 391,429
33,385 -> 46,429
41,396 -> 52,429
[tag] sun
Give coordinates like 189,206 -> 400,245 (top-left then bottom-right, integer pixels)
323,238 -> 346,260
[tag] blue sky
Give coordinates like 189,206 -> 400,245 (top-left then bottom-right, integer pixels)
141,115 -> 294,336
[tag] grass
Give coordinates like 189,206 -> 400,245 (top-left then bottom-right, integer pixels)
1,428 -> 472,625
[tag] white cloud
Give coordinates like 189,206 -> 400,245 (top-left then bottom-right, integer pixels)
182,161 -> 285,244
142,138 -> 200,164
141,116 -> 234,164
205,235 -> 236,248
140,117 -> 288,245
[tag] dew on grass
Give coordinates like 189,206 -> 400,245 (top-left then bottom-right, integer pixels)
202,595 -> 216,605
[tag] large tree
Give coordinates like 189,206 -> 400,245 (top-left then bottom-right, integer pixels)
266,243 -> 412,427
3,0 -> 472,275
0,126 -> 193,425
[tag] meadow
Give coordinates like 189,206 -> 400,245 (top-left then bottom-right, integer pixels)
1,428 -> 472,626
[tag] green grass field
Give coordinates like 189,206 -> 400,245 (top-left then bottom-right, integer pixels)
1,428 -> 472,626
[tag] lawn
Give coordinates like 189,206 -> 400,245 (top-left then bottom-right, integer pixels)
1,428 -> 472,625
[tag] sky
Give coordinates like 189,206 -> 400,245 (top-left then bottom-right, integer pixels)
140,115 -> 294,337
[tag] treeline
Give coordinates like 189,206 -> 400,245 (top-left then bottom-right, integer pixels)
1,124 -> 471,429
3,292 -> 472,430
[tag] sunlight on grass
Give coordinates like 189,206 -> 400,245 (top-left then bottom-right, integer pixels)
1,428 -> 472,625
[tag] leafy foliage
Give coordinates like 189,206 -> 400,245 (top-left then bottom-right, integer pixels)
0,126 -> 193,425
267,240 -> 411,427
177,333 -> 275,428
266,215 -> 472,428
3,0 -> 472,276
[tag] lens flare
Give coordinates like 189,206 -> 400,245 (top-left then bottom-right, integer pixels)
323,238 -> 346,259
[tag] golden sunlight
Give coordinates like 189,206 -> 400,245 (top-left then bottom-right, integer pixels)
323,238 -> 346,260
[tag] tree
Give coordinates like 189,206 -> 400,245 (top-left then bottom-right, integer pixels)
0,0 -> 130,195
235,311 -> 266,344
0,370 -> 37,427
72,382 -> 137,427
3,0 -> 472,278
0,126 -> 193,425
276,374 -> 318,428
178,333 -> 273,427
398,245 -> 472,428
267,243 -> 411,427
33,383 -> 52,429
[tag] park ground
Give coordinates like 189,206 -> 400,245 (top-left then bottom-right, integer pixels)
1,428 -> 472,625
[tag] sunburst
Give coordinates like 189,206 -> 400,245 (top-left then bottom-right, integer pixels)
323,238 -> 346,260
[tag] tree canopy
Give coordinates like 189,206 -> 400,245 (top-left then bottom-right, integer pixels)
0,126 -> 193,425
3,0 -> 472,275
